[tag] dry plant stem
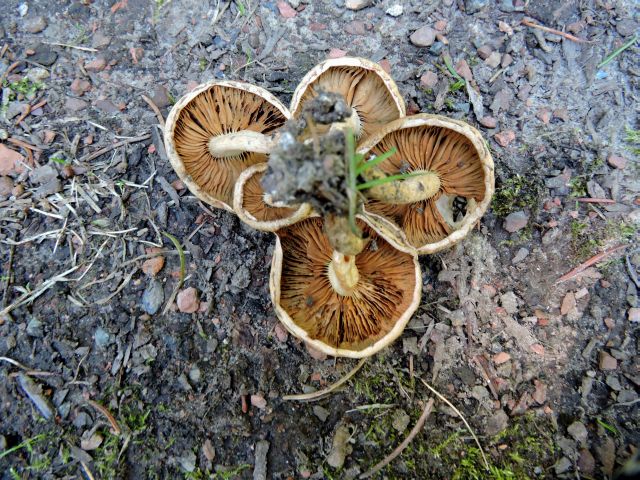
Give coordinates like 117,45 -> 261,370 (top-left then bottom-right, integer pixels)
327,251 -> 360,296
419,378 -> 490,470
207,130 -> 275,157
86,399 -> 122,435
282,358 -> 367,401
79,133 -> 151,162
364,169 -> 441,204
359,398 -> 435,479
555,244 -> 628,284
142,94 -> 166,128
521,18 -> 591,43
575,197 -> 615,204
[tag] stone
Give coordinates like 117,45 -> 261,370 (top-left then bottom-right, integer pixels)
150,85 -> 172,109
500,291 -> 519,314
142,257 -> 164,276
328,48 -> 347,59
386,4 -> 403,16
554,457 -> 572,475
30,45 -> 57,66
24,16 -> 47,33
26,67 -> 49,82
276,0 -> 297,18
26,318 -> 44,337
231,266 -> 251,289
503,211 -> 529,233
345,20 -> 366,35
410,26 -> 436,47
91,31 -> 111,49
607,155 -> 627,169
477,45 -> 493,60
629,308 -> 640,323
455,59 -> 473,81
501,53 -> 514,67
616,19 -> 638,37
0,177 -> 14,197
560,292 -> 576,315
313,405 -> 330,422
305,342 -> 327,361
485,409 -> 508,435
599,351 -> 617,370
70,78 -> 91,96
532,379 -> 547,404
94,327 -> 113,349
493,352 -> 511,364
605,375 -> 621,391
391,410 -> 410,433
512,247 -> 529,264
464,0 -> 488,14
479,116 -> 497,128
274,323 -> 288,342
141,279 -> 164,315
85,57 -> 107,72
250,394 -> 267,409
188,365 -> 201,383
177,287 -> 200,313
567,421 -> 588,445
345,0 -> 371,10
420,71 -> 438,89
30,165 -> 57,185
94,99 -> 119,114
64,97 -> 88,113
484,51 -> 501,68
494,130 -> 516,147
0,145 -> 23,176
577,449 -> 595,474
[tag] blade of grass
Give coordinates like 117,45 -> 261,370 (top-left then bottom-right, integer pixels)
346,129 -> 361,236
443,54 -> 464,82
162,232 -> 185,288
356,172 -> 423,191
355,147 -> 397,175
598,35 -> 638,68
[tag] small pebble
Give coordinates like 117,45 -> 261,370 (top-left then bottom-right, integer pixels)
410,26 -> 436,47
503,210 -> 528,233
313,405 -> 330,422
141,279 -> 164,315
177,287 -> 200,313
599,351 -> 617,370
344,0 -> 371,10
385,4 -> 403,16
494,130 -> 516,147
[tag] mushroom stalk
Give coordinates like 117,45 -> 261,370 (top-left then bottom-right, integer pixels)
363,169 -> 441,204
207,130 -> 276,158
327,251 -> 360,297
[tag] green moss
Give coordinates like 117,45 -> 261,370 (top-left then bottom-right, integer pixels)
491,174 -> 542,218
625,127 -> 640,156
4,77 -> 44,98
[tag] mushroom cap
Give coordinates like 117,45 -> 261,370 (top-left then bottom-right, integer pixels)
358,114 -> 495,254
233,163 -> 314,231
270,217 -> 422,358
164,80 -> 290,211
290,57 -> 405,139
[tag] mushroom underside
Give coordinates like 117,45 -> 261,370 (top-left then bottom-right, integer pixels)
173,85 -> 287,207
364,125 -> 486,247
293,66 -> 402,138
277,218 -> 417,351
240,166 -> 300,222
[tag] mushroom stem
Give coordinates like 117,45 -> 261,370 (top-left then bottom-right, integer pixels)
324,214 -> 366,256
363,169 -> 441,204
327,251 -> 360,297
207,130 -> 276,158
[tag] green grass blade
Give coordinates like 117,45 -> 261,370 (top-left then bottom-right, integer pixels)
162,232 -> 185,288
598,35 -> 637,68
345,129 -> 360,235
356,172 -> 423,191
355,147 -> 397,175
443,54 -> 464,82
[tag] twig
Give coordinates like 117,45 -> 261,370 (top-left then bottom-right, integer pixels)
0,356 -> 31,370
626,248 -> 640,288
419,378 -> 490,470
86,399 -> 121,435
162,232 -> 185,288
0,60 -> 21,86
283,358 -> 367,401
80,461 -> 96,480
521,18 -> 591,43
575,197 -> 615,204
141,95 -> 165,128
78,133 -> 151,162
43,41 -> 98,52
555,244 -> 628,284
14,99 -> 47,126
7,136 -> 43,151
0,44 -> 8,60
598,35 -> 638,68
359,398 -> 435,479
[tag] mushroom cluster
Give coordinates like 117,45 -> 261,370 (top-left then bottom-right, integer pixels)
165,57 -> 494,358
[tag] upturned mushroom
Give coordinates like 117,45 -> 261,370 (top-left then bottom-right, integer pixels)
290,57 -> 406,139
270,216 -> 421,358
233,163 -> 313,231
357,114 -> 494,254
164,80 -> 289,211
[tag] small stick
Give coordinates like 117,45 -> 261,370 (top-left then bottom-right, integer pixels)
0,44 -> 8,59
575,197 -> 615,204
7,137 -> 43,151
79,133 -> 151,162
0,60 -> 21,86
141,94 -> 165,128
521,18 -> 591,44
43,41 -> 98,52
283,358 -> 367,402
14,98 -> 47,125
86,399 -> 121,435
359,398 -> 434,479
555,244 -> 628,284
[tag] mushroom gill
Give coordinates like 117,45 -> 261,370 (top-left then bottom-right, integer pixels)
362,117 -> 489,249
273,217 -> 420,355
169,82 -> 288,209
290,58 -> 405,139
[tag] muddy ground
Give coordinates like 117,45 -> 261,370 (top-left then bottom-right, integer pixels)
0,0 -> 639,479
